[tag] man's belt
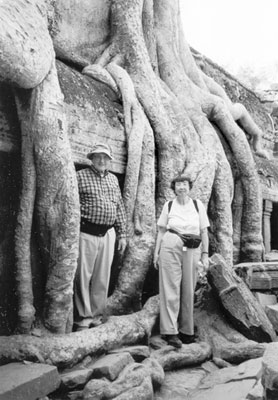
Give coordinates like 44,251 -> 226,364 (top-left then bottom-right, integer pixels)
80,219 -> 113,237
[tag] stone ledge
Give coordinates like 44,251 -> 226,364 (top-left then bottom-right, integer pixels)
0,362 -> 60,400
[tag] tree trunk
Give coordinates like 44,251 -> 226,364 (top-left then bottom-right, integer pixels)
15,63 -> 80,333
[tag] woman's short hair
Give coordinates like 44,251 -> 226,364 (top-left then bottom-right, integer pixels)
170,175 -> 193,191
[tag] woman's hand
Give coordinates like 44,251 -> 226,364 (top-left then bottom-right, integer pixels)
201,252 -> 209,271
153,253 -> 159,270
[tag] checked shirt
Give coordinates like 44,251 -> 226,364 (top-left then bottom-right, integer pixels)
77,166 -> 126,239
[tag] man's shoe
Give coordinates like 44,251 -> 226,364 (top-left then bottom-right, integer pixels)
162,334 -> 182,349
179,332 -> 196,344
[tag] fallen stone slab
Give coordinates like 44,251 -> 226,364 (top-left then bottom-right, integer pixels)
262,342 -> 278,400
265,304 -> 278,332
208,254 -> 277,342
189,378 -> 257,400
199,357 -> 262,389
246,379 -> 263,400
254,292 -> 277,308
233,262 -> 278,290
90,352 -> 134,381
151,342 -> 211,371
0,362 -> 60,400
108,345 -> 150,362
60,368 -> 93,390
154,368 -> 206,400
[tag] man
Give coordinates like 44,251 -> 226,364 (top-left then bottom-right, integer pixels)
74,143 -> 127,331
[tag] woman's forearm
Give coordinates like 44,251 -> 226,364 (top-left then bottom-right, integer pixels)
200,228 -> 209,254
154,227 -> 167,256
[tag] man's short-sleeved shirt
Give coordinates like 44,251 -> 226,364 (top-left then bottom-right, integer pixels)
77,167 -> 126,239
157,198 -> 209,235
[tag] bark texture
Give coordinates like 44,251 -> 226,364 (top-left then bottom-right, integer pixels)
0,0 -> 267,334
14,62 -> 80,333
0,296 -> 159,368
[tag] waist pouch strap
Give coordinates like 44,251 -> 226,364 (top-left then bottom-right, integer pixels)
81,219 -> 113,237
168,229 -> 201,249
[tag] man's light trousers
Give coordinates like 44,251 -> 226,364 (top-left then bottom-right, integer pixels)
159,231 -> 200,335
74,228 -> 116,328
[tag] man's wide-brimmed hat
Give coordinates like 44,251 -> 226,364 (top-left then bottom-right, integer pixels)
87,143 -> 113,160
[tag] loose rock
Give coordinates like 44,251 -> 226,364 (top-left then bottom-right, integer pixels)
90,352 -> 134,381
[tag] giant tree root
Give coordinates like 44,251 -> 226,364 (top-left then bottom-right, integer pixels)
0,297 -> 159,369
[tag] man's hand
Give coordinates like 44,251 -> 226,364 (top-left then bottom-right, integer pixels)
118,238 -> 127,256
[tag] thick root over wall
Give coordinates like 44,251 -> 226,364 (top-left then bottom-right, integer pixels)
0,0 -> 266,334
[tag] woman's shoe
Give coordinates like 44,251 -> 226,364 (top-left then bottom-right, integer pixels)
162,334 -> 182,349
179,332 -> 196,344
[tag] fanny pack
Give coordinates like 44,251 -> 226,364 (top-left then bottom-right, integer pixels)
81,219 -> 113,237
168,229 -> 201,249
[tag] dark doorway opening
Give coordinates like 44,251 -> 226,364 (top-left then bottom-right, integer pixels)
271,202 -> 278,250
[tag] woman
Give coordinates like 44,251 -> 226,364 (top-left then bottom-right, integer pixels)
154,175 -> 209,348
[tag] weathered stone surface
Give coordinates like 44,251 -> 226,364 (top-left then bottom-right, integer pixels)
82,362 -> 154,399
60,368 -> 92,390
82,379 -> 110,400
208,254 -> 277,342
262,342 -> 278,400
108,345 -> 150,362
234,262 -> 278,291
142,357 -> 165,387
265,304 -> 278,332
0,362 -> 60,400
246,379 -> 263,400
57,61 -> 126,174
113,376 -> 153,400
154,368 -> 206,400
255,293 -> 277,308
199,357 -> 262,389
90,352 -> 134,381
151,342 -> 211,371
189,379 -> 257,400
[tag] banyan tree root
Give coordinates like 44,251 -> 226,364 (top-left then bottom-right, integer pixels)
14,62 -> 80,334
0,296 -> 159,368
0,0 -> 268,332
